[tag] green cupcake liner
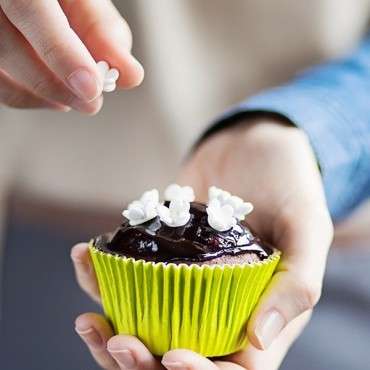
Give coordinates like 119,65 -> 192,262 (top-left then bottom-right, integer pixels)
89,243 -> 280,357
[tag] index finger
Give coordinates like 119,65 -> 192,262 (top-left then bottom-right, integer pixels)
61,0 -> 144,89
1,0 -> 102,101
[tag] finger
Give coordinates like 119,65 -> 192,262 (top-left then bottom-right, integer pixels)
247,205 -> 333,350
107,335 -> 163,370
0,69 -> 68,110
0,10 -> 103,114
61,0 -> 144,88
162,349 -> 219,370
75,313 -> 119,370
1,0 -> 102,101
228,311 -> 311,370
213,362 -> 246,370
71,243 -> 101,303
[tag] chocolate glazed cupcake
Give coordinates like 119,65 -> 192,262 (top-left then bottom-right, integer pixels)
89,185 -> 280,357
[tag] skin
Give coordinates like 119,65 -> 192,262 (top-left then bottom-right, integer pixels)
71,119 -> 334,370
0,1 -> 339,367
0,0 -> 143,114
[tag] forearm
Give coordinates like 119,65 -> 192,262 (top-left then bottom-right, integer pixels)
203,37 -> 370,222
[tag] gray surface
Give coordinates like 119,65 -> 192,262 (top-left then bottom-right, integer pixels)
1,216 -> 369,369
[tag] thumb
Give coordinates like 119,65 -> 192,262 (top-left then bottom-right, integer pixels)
247,206 -> 333,350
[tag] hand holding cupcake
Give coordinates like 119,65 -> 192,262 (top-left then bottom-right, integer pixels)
72,120 -> 334,370
89,184 -> 280,356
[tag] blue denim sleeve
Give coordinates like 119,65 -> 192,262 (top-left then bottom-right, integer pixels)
209,37 -> 370,221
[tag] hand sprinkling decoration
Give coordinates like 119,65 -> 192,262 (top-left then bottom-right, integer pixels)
208,186 -> 253,221
122,189 -> 159,226
206,199 -> 237,232
158,199 -> 191,227
164,184 -> 195,202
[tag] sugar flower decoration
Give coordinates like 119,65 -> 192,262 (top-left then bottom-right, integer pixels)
208,186 -> 253,221
207,199 -> 237,232
122,185 -> 252,231
97,60 -> 120,92
158,199 -> 191,227
164,184 -> 195,202
208,186 -> 231,205
122,189 -> 159,226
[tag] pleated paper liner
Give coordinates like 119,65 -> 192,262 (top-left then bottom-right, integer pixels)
89,242 -> 280,357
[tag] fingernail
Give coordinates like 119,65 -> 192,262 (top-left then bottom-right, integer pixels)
255,310 -> 286,349
69,97 -> 100,115
75,326 -> 103,349
67,68 -> 99,102
69,97 -> 85,111
58,106 -> 72,112
46,102 -> 71,112
162,361 -> 188,370
108,349 -> 137,369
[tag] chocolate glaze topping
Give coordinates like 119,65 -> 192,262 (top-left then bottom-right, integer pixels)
95,202 -> 273,263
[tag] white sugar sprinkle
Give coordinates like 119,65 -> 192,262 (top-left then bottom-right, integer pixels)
97,60 -> 119,93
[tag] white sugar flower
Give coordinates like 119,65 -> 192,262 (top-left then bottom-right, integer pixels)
208,186 -> 253,221
164,184 -> 195,202
227,195 -> 254,221
97,60 -> 120,92
206,199 -> 236,232
122,189 -> 159,226
140,189 -> 159,205
208,186 -> 231,205
157,199 -> 191,227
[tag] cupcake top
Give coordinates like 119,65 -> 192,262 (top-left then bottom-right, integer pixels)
94,185 -> 273,264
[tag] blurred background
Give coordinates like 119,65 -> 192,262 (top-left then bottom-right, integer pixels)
0,1 -> 369,369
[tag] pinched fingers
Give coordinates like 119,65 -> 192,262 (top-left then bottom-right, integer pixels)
0,5 -> 102,113
61,0 -> 144,89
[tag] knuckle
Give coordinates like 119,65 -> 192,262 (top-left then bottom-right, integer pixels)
39,39 -> 68,62
31,77 -> 53,97
1,0 -> 35,22
2,90 -> 27,108
296,279 -> 321,311
83,16 -> 132,51
31,76 -> 74,106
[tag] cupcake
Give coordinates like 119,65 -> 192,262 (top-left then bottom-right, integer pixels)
89,185 -> 280,357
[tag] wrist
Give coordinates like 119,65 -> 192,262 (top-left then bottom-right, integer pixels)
221,115 -> 314,157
